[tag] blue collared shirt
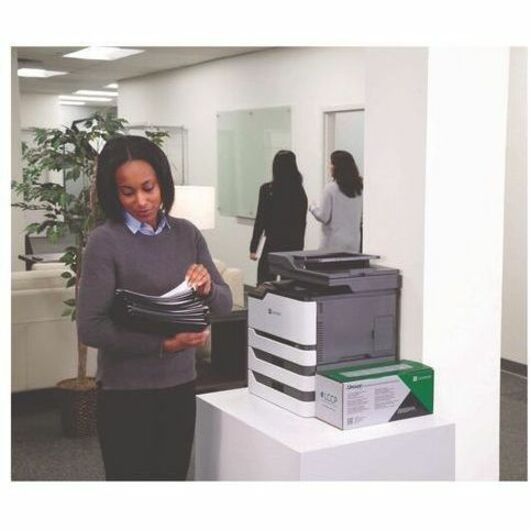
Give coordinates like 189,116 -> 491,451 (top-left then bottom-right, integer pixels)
123,210 -> 170,236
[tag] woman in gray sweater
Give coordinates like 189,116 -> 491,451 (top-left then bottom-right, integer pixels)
77,136 -> 232,480
309,150 -> 363,252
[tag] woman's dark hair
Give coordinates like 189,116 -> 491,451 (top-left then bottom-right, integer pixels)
268,150 -> 307,235
272,150 -> 303,191
330,150 -> 363,198
96,135 -> 175,221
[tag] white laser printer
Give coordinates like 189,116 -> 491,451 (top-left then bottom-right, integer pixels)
247,251 -> 402,417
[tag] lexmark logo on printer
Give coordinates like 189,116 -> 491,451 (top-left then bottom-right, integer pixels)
267,308 -> 281,316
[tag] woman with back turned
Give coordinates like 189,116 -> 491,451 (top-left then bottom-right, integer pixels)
309,150 -> 363,252
249,150 -> 308,284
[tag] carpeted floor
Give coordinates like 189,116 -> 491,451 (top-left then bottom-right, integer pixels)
499,370 -> 527,481
11,371 -> 527,481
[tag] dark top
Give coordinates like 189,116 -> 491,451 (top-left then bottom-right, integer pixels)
249,182 -> 308,253
77,216 -> 232,390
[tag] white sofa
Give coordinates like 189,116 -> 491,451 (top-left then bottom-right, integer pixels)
211,258 -> 244,308
11,266 -> 97,392
12,258 -> 244,392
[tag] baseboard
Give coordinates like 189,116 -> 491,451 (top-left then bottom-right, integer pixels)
12,388 -> 58,415
501,358 -> 527,377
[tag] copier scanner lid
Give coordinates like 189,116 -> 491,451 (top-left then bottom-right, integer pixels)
268,250 -> 399,289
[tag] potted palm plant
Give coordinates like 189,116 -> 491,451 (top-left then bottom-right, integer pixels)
12,112 -> 168,436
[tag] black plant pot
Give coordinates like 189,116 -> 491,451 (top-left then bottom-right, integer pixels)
56,377 -> 97,437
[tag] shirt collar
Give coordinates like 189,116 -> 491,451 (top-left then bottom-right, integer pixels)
123,210 -> 170,235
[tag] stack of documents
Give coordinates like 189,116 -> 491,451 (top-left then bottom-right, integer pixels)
112,280 -> 210,335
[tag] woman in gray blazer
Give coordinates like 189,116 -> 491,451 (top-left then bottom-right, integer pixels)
309,150 -> 363,252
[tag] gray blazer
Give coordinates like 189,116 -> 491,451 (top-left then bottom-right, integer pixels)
309,181 -> 362,252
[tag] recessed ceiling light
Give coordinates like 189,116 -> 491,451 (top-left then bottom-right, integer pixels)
59,95 -> 112,102
75,90 -> 118,97
63,47 -> 144,61
60,101 -> 86,106
18,68 -> 67,78
105,83 -> 119,89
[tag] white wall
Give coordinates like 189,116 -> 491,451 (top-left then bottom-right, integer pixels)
501,47 -> 527,366
118,47 -> 366,284
11,49 -> 25,272
20,94 -> 111,129
363,48 -> 429,362
20,93 -> 61,129
59,104 -> 115,126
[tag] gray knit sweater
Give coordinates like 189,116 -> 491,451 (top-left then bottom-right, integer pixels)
309,181 -> 363,253
77,217 -> 232,390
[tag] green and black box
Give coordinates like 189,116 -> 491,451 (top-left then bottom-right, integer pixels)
316,360 -> 434,429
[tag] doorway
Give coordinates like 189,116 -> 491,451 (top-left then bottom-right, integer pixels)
323,107 -> 365,250
323,107 -> 365,184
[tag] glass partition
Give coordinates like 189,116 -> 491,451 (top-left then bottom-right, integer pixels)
217,106 -> 291,218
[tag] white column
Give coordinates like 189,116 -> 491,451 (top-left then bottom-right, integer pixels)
422,48 -> 508,480
365,47 -> 509,480
11,48 -> 25,271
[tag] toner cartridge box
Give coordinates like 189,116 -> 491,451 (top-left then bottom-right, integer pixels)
316,360 -> 434,429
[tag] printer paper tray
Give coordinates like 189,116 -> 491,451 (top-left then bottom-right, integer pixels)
248,371 -> 316,418
248,347 -> 316,391
248,328 -> 316,366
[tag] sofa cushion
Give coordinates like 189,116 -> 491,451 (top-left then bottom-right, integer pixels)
222,267 -> 244,307
12,267 -> 70,291
33,262 -> 67,271
12,287 -> 74,322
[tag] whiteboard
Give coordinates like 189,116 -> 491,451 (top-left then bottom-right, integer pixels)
217,106 -> 291,218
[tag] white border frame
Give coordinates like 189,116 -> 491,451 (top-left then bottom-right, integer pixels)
322,104 -> 365,188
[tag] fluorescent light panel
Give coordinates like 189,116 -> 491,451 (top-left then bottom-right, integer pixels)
60,101 -> 86,106
64,47 -> 144,61
18,68 -> 67,78
75,90 -> 118,97
60,95 -> 112,102
105,83 -> 118,89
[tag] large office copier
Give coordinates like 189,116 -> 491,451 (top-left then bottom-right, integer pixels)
248,251 -> 402,417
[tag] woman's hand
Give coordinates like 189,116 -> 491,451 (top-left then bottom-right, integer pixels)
162,328 -> 210,353
185,263 -> 211,297
250,253 -> 258,261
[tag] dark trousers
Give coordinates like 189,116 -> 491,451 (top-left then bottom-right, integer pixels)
257,253 -> 276,285
257,240 -> 304,285
96,380 -> 196,481
257,241 -> 278,285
